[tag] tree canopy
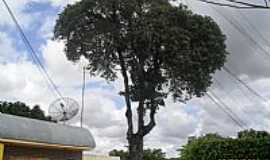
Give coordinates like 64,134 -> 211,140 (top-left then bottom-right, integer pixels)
55,0 -> 227,102
0,101 -> 53,122
54,0 -> 228,160
180,130 -> 270,160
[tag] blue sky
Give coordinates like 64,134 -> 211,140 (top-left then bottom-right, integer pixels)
0,0 -> 126,107
1,0 -> 270,158
1,2 -> 59,59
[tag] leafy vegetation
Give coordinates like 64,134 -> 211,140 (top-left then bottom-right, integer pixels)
110,149 -> 176,160
0,101 -> 53,122
180,130 -> 270,160
54,0 -> 228,159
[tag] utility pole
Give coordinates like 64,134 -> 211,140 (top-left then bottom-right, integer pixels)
81,66 -> 86,128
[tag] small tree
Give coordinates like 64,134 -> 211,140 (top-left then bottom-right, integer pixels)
54,1 -> 228,160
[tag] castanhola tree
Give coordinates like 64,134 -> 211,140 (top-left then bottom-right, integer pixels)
54,1 -> 228,160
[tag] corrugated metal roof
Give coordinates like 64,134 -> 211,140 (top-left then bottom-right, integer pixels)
0,114 -> 95,150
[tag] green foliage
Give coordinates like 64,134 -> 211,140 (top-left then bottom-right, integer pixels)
54,1 -> 228,159
109,149 -> 128,160
180,130 -> 270,160
238,129 -> 270,139
109,149 -> 168,160
0,101 -> 53,122
54,0 -> 228,104
144,149 -> 166,160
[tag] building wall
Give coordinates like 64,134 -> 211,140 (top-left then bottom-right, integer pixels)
4,146 -> 82,160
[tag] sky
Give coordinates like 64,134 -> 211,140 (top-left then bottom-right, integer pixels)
1,0 -> 270,158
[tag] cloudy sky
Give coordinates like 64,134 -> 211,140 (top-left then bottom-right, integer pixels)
1,0 -> 270,158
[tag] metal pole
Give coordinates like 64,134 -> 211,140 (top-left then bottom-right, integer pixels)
81,67 -> 86,128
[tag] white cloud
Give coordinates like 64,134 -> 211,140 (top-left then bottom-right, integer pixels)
0,32 -> 20,62
0,0 -> 31,27
0,0 -> 79,28
48,0 -> 80,7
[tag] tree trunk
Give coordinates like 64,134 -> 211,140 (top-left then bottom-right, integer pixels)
118,51 -> 156,160
128,134 -> 144,160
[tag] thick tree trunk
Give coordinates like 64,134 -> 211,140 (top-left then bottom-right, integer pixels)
118,51 -> 156,160
128,134 -> 144,160
128,101 -> 144,160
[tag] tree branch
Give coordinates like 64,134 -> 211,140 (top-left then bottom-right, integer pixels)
143,106 -> 157,136
118,51 -> 134,139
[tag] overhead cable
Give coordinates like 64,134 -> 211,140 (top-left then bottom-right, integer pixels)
223,66 -> 268,103
206,92 -> 246,129
2,0 -> 64,99
194,0 -> 270,9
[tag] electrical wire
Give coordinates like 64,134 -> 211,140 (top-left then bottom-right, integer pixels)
185,0 -> 270,60
193,0 -> 253,9
212,77 -> 256,122
209,90 -> 248,127
185,0 -> 260,129
223,66 -> 268,103
184,0 -> 268,102
213,77 -> 249,106
194,0 -> 270,9
235,10 -> 270,47
215,76 -> 254,104
193,2 -> 269,103
2,0 -> 64,99
211,7 -> 270,60
206,92 -> 246,129
224,0 -> 269,8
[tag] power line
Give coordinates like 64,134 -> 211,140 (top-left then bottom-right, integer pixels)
193,0 -> 253,9
2,0 -> 64,99
194,0 -> 270,9
185,0 -> 254,129
185,0 -> 268,103
206,92 -> 246,129
213,77 -> 270,128
209,90 -> 248,127
215,75 -> 254,104
223,66 -> 268,103
211,7 -> 270,60
186,0 -> 270,60
196,3 -> 269,102
212,77 -> 258,122
235,10 -> 270,47
213,77 -> 251,106
186,0 -> 266,129
224,0 -> 269,8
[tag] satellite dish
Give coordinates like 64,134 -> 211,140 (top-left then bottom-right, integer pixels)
49,97 -> 80,123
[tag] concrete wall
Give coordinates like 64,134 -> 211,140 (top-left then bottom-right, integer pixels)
4,146 -> 82,160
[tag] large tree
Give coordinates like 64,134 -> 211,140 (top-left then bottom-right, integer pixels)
54,0 -> 228,160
